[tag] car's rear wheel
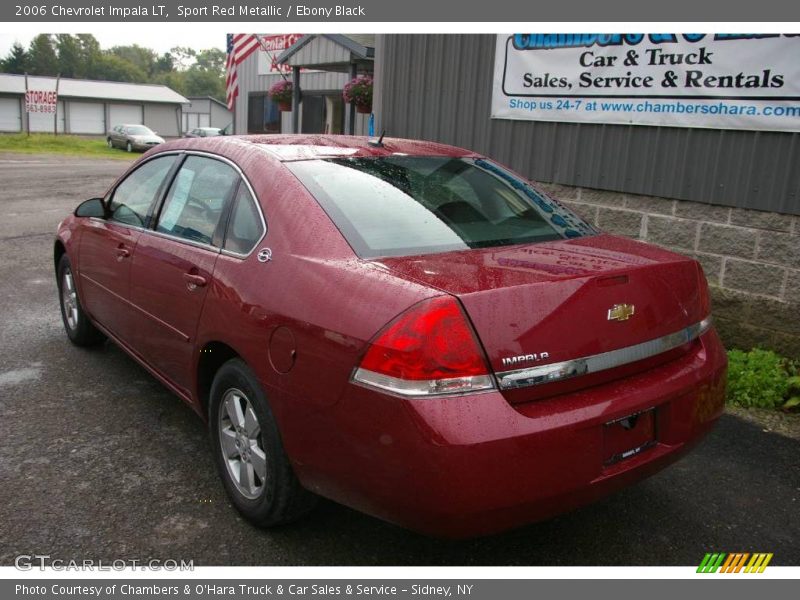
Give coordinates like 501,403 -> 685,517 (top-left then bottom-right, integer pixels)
209,358 -> 317,526
126,141 -> 133,153
57,255 -> 105,346
107,138 -> 113,149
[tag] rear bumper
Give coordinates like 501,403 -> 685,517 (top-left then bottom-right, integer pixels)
288,329 -> 727,538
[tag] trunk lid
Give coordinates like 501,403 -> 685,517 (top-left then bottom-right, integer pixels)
373,234 -> 706,402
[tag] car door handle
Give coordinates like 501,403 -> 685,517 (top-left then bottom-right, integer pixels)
183,273 -> 208,288
116,247 -> 130,260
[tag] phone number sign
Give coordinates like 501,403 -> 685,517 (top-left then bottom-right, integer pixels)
25,89 -> 58,113
491,34 -> 800,132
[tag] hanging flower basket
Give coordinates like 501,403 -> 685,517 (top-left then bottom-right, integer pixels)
268,80 -> 293,111
343,74 -> 373,114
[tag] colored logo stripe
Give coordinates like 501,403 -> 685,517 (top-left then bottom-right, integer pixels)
745,553 -> 773,573
697,553 -> 773,573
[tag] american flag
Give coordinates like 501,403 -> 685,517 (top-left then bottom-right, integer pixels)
225,34 -> 261,111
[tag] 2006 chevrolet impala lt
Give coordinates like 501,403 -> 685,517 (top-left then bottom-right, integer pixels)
54,135 -> 727,537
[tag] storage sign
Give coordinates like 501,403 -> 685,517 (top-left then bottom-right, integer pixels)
492,34 -> 800,132
25,89 -> 58,114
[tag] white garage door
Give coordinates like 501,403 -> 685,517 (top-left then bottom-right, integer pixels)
109,103 -> 143,128
0,97 -> 21,132
68,101 -> 105,134
199,113 -> 210,127
29,100 -> 65,133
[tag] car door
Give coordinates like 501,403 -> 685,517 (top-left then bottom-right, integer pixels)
78,154 -> 179,342
128,154 -> 240,395
112,125 -> 125,147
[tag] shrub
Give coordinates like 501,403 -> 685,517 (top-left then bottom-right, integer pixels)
726,348 -> 800,410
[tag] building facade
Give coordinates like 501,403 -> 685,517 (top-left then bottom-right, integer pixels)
372,34 -> 800,356
183,96 -> 233,132
0,74 -> 188,137
231,34 -> 373,137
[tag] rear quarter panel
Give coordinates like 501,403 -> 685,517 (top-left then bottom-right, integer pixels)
194,152 -> 439,470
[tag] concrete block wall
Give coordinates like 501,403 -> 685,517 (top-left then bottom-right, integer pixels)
535,182 -> 800,358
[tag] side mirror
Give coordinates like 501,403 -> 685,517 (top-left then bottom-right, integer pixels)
75,197 -> 107,218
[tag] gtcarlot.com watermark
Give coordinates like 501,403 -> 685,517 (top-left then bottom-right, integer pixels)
15,554 -> 194,571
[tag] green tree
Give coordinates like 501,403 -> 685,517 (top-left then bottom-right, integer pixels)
184,69 -> 225,99
27,34 -> 59,75
169,46 -> 196,71
194,48 -> 225,73
154,52 -> 174,75
74,34 -> 102,78
93,54 -> 147,82
55,34 -> 82,77
1,42 -> 28,74
110,45 -> 157,77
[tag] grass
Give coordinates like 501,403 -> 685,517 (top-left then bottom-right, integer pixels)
0,133 -> 136,160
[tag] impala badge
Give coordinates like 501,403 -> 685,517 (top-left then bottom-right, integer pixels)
608,303 -> 635,321
501,352 -> 550,367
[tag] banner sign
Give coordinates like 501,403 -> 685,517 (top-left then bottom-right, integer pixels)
256,34 -> 305,75
492,34 -> 800,132
25,89 -> 58,113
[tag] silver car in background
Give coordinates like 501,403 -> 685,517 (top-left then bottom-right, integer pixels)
184,127 -> 225,138
107,124 -> 165,152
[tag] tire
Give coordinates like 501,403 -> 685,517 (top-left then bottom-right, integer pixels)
57,254 -> 105,347
107,138 -> 113,149
209,358 -> 317,527
126,141 -> 133,153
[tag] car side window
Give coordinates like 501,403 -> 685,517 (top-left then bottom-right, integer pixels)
156,155 -> 238,246
223,183 -> 265,255
108,155 -> 177,228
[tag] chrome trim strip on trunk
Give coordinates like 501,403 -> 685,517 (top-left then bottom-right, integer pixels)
495,317 -> 713,391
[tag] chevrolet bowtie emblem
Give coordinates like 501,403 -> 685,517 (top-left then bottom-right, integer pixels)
608,304 -> 635,321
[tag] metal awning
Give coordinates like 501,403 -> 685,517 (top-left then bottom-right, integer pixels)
276,34 -> 375,135
276,34 -> 374,72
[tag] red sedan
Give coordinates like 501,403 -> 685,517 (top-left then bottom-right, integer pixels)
54,135 -> 727,537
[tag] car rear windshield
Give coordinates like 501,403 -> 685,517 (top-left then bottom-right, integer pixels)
287,156 -> 596,258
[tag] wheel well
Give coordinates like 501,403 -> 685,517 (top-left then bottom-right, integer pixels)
197,342 -> 240,418
54,240 -> 66,274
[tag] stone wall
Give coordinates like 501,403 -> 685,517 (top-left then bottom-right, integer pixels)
535,182 -> 800,358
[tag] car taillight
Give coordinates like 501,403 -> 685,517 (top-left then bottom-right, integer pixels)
352,296 -> 496,397
696,262 -> 713,335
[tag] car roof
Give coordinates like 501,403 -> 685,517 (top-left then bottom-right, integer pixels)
153,134 -> 478,162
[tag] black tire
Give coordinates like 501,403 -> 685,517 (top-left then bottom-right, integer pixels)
209,358 -> 317,527
57,254 -> 105,347
126,141 -> 133,153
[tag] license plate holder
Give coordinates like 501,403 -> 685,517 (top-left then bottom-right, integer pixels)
603,408 -> 656,465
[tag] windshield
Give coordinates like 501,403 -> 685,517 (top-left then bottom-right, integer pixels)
287,156 -> 596,258
127,126 -> 153,135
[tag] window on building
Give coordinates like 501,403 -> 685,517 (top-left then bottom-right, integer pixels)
247,93 -> 281,134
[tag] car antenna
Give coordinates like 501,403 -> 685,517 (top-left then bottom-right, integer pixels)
368,130 -> 386,148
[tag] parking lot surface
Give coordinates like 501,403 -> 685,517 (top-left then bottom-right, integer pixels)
0,153 -> 798,566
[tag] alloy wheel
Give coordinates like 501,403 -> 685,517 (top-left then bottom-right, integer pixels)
61,267 -> 79,331
218,388 -> 267,499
